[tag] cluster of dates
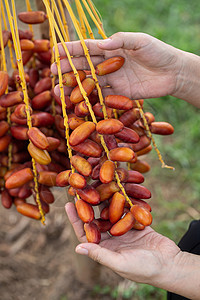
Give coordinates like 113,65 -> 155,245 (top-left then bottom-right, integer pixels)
0,11 -> 69,219
0,10 -> 174,243
55,56 -> 174,243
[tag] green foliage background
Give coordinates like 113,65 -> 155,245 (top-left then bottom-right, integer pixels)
89,0 -> 200,299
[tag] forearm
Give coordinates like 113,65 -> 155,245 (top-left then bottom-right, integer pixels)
172,50 -> 200,108
151,251 -> 200,299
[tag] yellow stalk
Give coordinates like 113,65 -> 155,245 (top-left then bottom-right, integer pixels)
43,0 -> 80,200
63,0 -> 108,121
5,0 -> 45,224
44,0 -> 133,207
86,0 -> 105,32
25,0 -> 33,35
76,0 -> 95,39
0,7 -> 12,169
81,0 -> 107,39
57,0 -> 70,41
75,0 -> 87,38
135,100 -> 174,170
0,19 -> 7,73
48,0 -> 56,116
51,0 -> 69,42
1,0 -> 16,70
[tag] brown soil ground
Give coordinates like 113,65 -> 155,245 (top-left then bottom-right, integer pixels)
0,189 -> 124,300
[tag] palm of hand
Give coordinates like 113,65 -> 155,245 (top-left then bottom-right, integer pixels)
99,227 -> 180,282
66,202 -> 180,284
100,44 -> 179,100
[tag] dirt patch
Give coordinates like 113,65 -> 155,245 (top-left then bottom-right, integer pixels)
0,188 -> 123,300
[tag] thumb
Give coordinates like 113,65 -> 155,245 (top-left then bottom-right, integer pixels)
98,32 -> 151,51
75,243 -> 122,271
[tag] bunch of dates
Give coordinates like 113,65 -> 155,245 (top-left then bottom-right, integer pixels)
56,56 -> 174,243
0,11 -> 174,243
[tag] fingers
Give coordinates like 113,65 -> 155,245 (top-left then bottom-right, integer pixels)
65,202 -> 110,243
51,56 -> 104,75
98,32 -> 152,51
54,78 -> 110,97
57,39 -> 105,57
75,242 -> 122,271
65,202 -> 87,243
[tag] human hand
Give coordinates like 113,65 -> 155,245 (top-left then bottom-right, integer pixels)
65,202 -> 181,287
51,32 -> 183,100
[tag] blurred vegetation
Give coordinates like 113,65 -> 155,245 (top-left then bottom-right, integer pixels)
87,0 -> 200,299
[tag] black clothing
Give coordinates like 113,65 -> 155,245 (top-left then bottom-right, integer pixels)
167,220 -> 200,300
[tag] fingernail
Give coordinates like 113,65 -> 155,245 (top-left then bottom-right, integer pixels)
98,38 -> 112,45
76,246 -> 89,256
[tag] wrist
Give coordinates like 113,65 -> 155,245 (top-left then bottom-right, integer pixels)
171,50 -> 200,108
151,250 -> 200,299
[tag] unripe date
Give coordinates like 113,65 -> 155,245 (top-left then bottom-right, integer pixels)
28,127 -> 49,150
0,121 -> 9,137
5,168 -> 33,189
84,222 -> 101,244
130,160 -> 151,173
129,198 -> 152,212
115,127 -> 139,143
69,121 -> 95,146
96,119 -> 124,135
18,11 -> 47,24
70,78 -> 95,104
105,95 -> 133,110
1,189 -> 13,209
0,135 -> 11,152
31,91 -> 52,110
99,160 -> 115,184
100,206 -> 109,220
109,147 -> 135,162
38,171 -> 57,187
69,173 -> 87,189
56,170 -> 72,187
109,192 -> 125,224
136,145 -> 152,157
70,155 -> 92,177
14,104 -> 32,119
28,142 -> 51,165
75,199 -> 94,223
20,39 -> 34,51
95,56 -> 125,75
34,77 -> 52,95
110,212 -> 135,236
0,91 -> 24,107
76,185 -> 100,205
131,135 -> 151,152
0,71 -> 9,97
96,181 -> 120,202
127,170 -> 144,183
63,70 -> 86,87
17,203 -> 41,220
72,139 -> 102,158
125,183 -> 151,199
93,219 -> 112,232
119,108 -> 140,127
130,205 -> 152,226
10,126 -> 28,140
33,39 -> 50,52
150,122 -> 174,135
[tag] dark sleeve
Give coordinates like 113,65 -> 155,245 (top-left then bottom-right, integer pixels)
167,220 -> 200,300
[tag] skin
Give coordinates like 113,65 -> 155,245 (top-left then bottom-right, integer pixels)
51,32 -> 200,107
51,32 -> 200,298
